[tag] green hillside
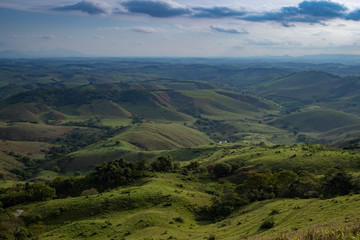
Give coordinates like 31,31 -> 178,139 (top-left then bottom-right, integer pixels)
179,89 -> 278,120
0,122 -> 73,141
2,145 -> 360,240
117,123 -> 213,151
0,102 -> 50,122
61,123 -> 214,171
76,99 -> 131,118
270,109 -> 360,132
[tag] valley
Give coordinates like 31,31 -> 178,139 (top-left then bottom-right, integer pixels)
0,58 -> 360,239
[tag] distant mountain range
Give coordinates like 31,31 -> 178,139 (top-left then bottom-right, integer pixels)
0,50 -> 360,64
0,48 -> 86,58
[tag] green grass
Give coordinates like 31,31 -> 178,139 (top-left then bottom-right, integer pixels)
100,117 -> 132,127
35,170 -> 60,181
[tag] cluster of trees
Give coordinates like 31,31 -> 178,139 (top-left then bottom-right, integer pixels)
200,163 -> 360,221
0,182 -> 56,208
238,168 -> 358,200
2,155 -> 359,224
0,156 -> 178,208
46,127 -> 123,167
4,151 -> 46,180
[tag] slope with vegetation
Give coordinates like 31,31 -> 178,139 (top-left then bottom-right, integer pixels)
1,144 -> 360,239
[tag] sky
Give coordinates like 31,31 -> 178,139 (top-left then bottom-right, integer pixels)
1,0 -> 360,57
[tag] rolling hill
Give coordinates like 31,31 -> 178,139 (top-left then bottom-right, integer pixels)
2,59 -> 360,240
270,109 -> 360,132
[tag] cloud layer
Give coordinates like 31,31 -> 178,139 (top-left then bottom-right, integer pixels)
242,1 -> 349,24
122,0 -> 190,17
2,0 -> 359,26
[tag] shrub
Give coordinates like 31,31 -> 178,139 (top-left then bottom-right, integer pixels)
81,188 -> 99,196
173,217 -> 184,223
260,217 -> 275,230
208,235 -> 216,240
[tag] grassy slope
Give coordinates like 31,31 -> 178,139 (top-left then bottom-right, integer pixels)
117,123 -> 214,151
0,140 -> 52,178
254,72 -> 340,100
8,173 -> 360,240
75,99 -> 132,118
271,109 -> 360,132
62,123 -> 214,171
0,122 -> 73,141
0,102 -> 50,122
180,90 -> 277,120
215,121 -> 297,145
215,144 -> 360,173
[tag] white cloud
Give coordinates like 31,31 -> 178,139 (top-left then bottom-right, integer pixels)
93,35 -> 104,39
125,26 -> 161,33
37,34 -> 56,40
100,26 -> 161,33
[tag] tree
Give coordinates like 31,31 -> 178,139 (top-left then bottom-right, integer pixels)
289,171 -> 321,198
212,163 -> 232,178
25,182 -> 56,201
243,173 -> 275,201
151,156 -> 173,172
273,170 -> 298,197
90,159 -> 138,190
324,169 -> 353,197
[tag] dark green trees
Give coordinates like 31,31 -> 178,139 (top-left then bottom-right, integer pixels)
213,163 -> 232,178
151,156 -> 173,172
90,159 -> 137,190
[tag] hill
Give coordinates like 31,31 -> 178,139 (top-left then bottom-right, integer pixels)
2,58 -> 360,240
0,122 -> 72,141
117,123 -> 213,151
270,109 -> 360,132
1,143 -> 360,240
61,123 -> 214,171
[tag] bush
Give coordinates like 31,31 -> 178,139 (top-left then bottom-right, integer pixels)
208,235 -> 216,240
260,217 -> 275,230
81,188 -> 99,196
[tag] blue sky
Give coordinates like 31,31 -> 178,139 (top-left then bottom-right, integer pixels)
1,0 -> 360,57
